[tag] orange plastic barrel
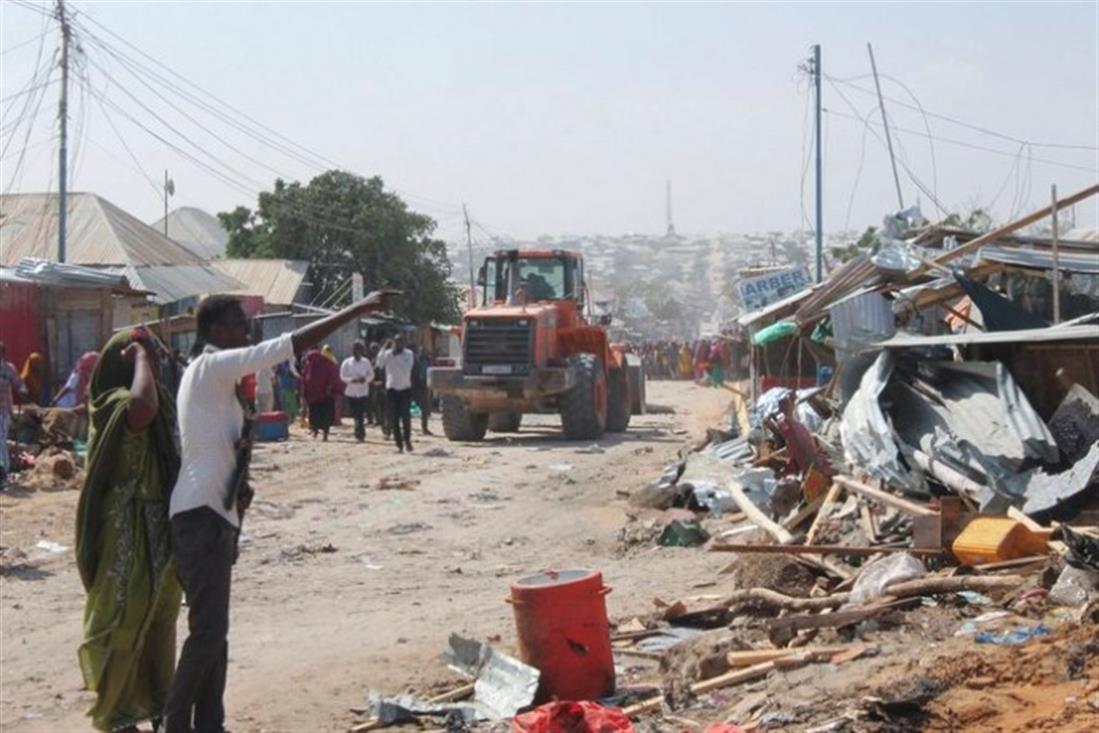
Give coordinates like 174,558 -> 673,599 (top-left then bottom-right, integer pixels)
509,569 -> 615,702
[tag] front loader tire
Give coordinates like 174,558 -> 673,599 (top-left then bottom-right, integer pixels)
488,412 -> 523,433
606,367 -> 631,433
560,354 -> 607,440
441,396 -> 489,441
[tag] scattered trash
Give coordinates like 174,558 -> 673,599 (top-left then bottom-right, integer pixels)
973,623 -> 1052,645
658,520 -> 711,548
512,701 -> 634,733
376,476 -> 420,491
847,553 -> 927,606
34,540 -> 68,554
1049,565 -> 1099,607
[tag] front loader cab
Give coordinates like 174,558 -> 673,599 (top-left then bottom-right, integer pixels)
478,250 -> 585,309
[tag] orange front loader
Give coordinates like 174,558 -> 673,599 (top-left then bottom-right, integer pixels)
427,249 -> 643,441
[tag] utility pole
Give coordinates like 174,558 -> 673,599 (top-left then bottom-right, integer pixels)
163,170 -> 174,237
463,203 -> 475,307
867,43 -> 904,211
56,0 -> 71,263
812,44 -> 823,283
1051,184 -> 1061,324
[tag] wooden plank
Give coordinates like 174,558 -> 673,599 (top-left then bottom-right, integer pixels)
914,183 -> 1099,275
858,503 -> 878,542
769,600 -> 912,637
623,660 -> 786,716
782,495 -> 825,531
834,475 -> 936,518
726,645 -> 854,668
1007,506 -> 1045,532
709,543 -> 943,557
727,478 -> 795,544
805,482 -> 842,545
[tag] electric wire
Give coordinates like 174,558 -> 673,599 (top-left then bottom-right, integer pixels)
74,11 -> 464,217
822,106 -> 1098,174
827,73 -> 1099,151
0,28 -> 51,56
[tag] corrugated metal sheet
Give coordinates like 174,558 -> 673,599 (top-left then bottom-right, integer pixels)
794,255 -> 883,324
151,206 -> 229,260
828,288 -> 896,360
0,193 -> 205,267
99,265 -> 244,305
877,324 -> 1099,348
213,258 -> 309,306
978,245 -> 1099,274
0,276 -> 43,373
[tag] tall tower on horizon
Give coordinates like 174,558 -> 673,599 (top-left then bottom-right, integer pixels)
665,179 -> 676,237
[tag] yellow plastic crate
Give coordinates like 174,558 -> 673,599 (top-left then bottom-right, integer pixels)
952,517 -> 1050,566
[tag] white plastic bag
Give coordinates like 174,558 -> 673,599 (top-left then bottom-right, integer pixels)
848,552 -> 927,606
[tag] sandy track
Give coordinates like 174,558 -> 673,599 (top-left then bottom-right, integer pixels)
0,381 -> 727,732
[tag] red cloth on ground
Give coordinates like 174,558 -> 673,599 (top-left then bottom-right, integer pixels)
512,701 -> 634,733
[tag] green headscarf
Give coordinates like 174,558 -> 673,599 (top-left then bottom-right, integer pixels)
75,331 -> 180,591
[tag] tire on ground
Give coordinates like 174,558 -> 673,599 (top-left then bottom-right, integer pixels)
441,396 -> 489,441
606,367 -> 631,432
488,412 -> 523,433
559,353 -> 607,440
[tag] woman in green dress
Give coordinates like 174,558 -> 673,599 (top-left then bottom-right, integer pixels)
76,330 -> 182,732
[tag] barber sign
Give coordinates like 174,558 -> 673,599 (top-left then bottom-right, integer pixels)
737,267 -> 811,311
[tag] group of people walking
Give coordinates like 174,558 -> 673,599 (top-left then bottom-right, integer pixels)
293,335 -> 433,453
57,291 -> 403,732
636,337 -> 744,386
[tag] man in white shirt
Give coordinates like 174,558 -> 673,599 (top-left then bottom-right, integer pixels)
164,290 -> 394,733
339,340 -> 374,443
376,334 -> 415,453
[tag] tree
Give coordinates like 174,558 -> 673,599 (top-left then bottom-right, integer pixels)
831,226 -> 877,264
220,171 -> 461,324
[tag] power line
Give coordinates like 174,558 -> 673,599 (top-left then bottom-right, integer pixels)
75,18 -> 470,232
824,105 -> 1098,174
74,10 -> 464,217
825,78 -> 949,217
0,28 -> 51,56
0,77 -> 58,104
827,73 -> 1099,151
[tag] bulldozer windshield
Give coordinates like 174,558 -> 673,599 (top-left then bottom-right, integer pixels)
486,255 -> 576,304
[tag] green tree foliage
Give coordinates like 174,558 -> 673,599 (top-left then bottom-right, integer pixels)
219,171 -> 461,324
831,226 -> 877,264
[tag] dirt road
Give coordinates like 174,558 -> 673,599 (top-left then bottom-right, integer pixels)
1,381 -> 728,732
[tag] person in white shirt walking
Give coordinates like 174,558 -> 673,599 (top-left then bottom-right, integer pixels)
339,340 -> 375,443
163,290 -> 395,733
376,334 -> 415,453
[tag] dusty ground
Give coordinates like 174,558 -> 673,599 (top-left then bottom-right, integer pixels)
1,381 -> 730,733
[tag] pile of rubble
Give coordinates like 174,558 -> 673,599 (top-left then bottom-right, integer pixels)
4,406 -> 84,491
603,336 -> 1099,729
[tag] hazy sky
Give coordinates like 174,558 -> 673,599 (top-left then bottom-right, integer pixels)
2,1 -> 1097,243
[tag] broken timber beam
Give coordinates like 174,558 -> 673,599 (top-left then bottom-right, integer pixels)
834,475 -> 936,517
727,479 -> 795,544
805,482 -> 842,545
624,657 -> 805,716
709,543 -> 943,557
913,183 -> 1099,277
